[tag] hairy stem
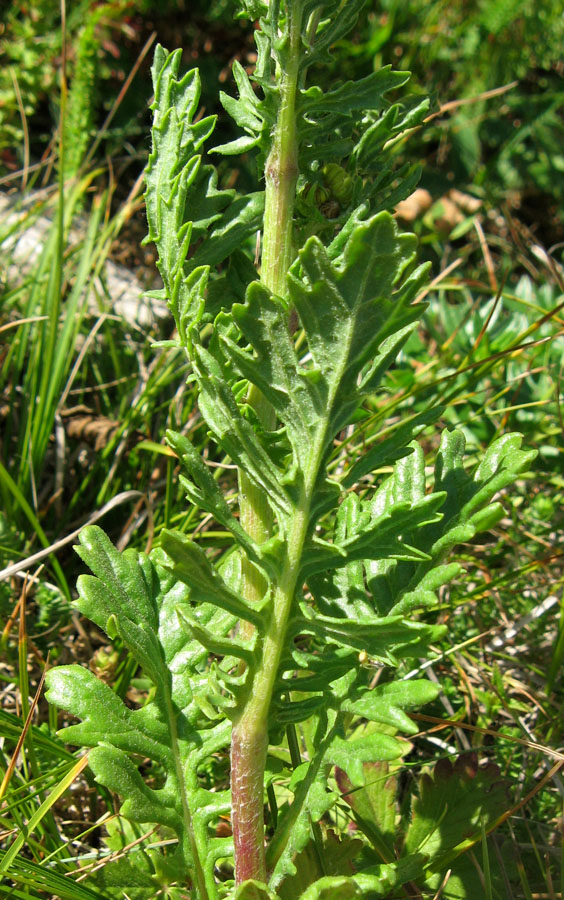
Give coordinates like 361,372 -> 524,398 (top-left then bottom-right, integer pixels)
232,9 -> 302,886
233,506 -> 309,883
233,165 -> 363,882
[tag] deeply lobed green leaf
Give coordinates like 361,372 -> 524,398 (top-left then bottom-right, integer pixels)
45,526 -> 233,891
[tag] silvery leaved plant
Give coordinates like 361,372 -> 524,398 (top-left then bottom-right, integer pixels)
45,1 -> 535,897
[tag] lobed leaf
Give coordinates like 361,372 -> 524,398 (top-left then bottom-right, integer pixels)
403,753 -> 509,872
341,680 -> 441,735
145,45 -> 263,343
167,428 -> 265,566
335,760 -> 398,861
193,342 -> 293,520
45,526 -> 234,889
161,529 -> 267,628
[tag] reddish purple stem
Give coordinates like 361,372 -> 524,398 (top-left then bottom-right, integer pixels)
231,724 -> 268,884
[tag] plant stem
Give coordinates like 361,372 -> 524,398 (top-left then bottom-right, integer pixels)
232,507 -> 309,883
237,10 -> 301,602
232,9 -> 302,886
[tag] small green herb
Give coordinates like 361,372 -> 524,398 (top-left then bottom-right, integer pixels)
45,2 -> 535,897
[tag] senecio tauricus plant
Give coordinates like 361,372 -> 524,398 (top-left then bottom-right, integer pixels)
45,1 -> 535,897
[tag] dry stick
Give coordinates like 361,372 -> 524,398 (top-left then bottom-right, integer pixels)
116,493 -> 155,555
431,870 -> 453,900
545,852 -> 557,900
81,31 -> 157,172
491,758 -> 564,830
1,566 -> 44,644
9,68 -> 30,193
0,316 -> 49,335
467,272 -> 507,360
0,490 -> 149,582
424,81 -> 519,122
0,651 -> 50,802
424,666 -> 472,751
474,217 -> 498,292
384,81 -> 519,154
0,157 -> 56,188
383,326 -> 564,434
59,314 -> 112,409
411,713 -> 564,763
75,827 -> 158,881
485,594 -> 559,654
405,583 -> 562,683
426,330 -> 564,391
414,257 -> 463,304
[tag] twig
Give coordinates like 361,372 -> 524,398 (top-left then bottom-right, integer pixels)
474,217 -> 497,292
425,81 -> 518,122
0,490 -> 149,582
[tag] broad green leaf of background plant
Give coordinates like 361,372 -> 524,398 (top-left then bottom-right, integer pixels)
404,753 -> 509,872
338,753 -> 511,896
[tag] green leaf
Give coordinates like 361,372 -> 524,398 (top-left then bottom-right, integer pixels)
235,881 -> 279,900
336,760 -> 398,861
221,61 -> 263,133
277,829 -> 364,900
301,69 -> 410,117
189,191 -> 264,270
341,679 -> 441,734
43,665 -> 173,764
302,0 -> 368,65
193,342 -> 292,520
167,428 -> 266,567
336,429 -> 536,620
292,852 -> 427,899
72,527 -> 172,689
292,611 -> 444,662
434,430 -> 536,530
212,133 -> 262,155
46,526 -> 234,891
91,857 -> 158,900
325,731 -> 405,787
353,97 -> 430,173
389,563 -> 461,615
161,529 -> 267,627
301,493 -> 443,578
298,875 -> 360,899
424,840 -> 520,900
289,214 -> 420,420
226,282 -> 318,469
176,604 -> 256,666
236,0 -> 267,18
465,432 -> 537,518
404,753 -> 509,871
145,45 -> 263,344
213,49 -> 275,162
90,744 -> 183,831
